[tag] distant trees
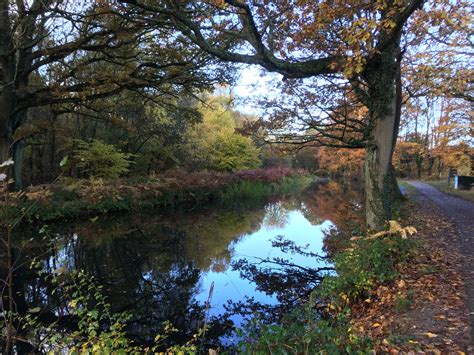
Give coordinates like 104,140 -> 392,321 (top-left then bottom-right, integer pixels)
395,98 -> 472,178
393,0 -> 473,178
21,93 -> 261,183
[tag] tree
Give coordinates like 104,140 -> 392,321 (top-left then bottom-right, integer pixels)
315,147 -> 366,177
0,0 -> 230,189
185,96 -> 261,172
119,0 -> 430,229
397,0 -> 473,177
393,141 -> 425,178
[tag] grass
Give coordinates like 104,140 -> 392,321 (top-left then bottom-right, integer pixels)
425,180 -> 474,202
397,181 -> 417,195
394,289 -> 415,312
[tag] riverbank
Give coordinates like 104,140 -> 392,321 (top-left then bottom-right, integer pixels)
237,183 -> 472,353
4,168 -> 316,224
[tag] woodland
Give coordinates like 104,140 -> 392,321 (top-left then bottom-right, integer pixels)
0,0 -> 472,353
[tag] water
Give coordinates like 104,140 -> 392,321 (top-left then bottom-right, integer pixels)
6,181 -> 364,348
194,203 -> 334,317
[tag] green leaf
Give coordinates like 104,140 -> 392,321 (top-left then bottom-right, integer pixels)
28,307 -> 41,313
60,155 -> 69,167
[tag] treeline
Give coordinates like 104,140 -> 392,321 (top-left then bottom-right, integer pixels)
22,90 -> 368,187
394,97 -> 472,179
22,95 -> 262,185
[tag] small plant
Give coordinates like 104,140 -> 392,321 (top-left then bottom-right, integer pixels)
395,289 -> 415,312
237,300 -> 372,354
418,265 -> 439,275
15,267 -> 208,353
74,140 -> 132,179
394,295 -> 412,312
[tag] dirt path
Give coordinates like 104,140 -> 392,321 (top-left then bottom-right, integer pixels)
407,181 -> 474,346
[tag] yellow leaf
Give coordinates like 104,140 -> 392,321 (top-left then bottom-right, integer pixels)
424,332 -> 438,338
372,323 -> 381,328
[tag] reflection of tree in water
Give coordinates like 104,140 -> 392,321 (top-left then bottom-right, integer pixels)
262,202 -> 290,229
225,181 -> 363,326
9,205 -> 267,349
4,229 -> 214,349
226,236 -> 334,324
300,180 -> 364,230
184,209 -> 265,271
300,180 -> 364,255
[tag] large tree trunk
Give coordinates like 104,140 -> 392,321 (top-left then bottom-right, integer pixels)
0,108 -> 27,190
365,106 -> 398,230
388,50 -> 406,202
363,40 -> 400,230
0,107 -> 14,182
0,129 -> 12,164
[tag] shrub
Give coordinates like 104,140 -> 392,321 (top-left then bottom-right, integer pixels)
319,234 -> 418,304
211,133 -> 261,172
74,140 -> 132,179
237,302 -> 372,354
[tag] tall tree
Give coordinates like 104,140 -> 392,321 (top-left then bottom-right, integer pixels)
0,0 -> 230,189
120,0 -> 427,229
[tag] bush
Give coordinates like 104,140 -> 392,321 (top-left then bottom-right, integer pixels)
211,133 -> 261,172
74,140 -> 132,179
319,234 -> 418,304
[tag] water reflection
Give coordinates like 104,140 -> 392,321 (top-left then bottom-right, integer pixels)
5,181 -> 363,349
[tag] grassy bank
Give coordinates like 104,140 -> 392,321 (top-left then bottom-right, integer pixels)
237,224 -> 418,353
398,180 -> 417,194
6,168 -> 316,224
425,180 -> 474,202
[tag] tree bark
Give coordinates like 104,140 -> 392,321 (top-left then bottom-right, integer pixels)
363,40 -> 400,230
365,110 -> 398,230
0,115 -> 14,184
12,139 -> 25,190
388,49 -> 406,202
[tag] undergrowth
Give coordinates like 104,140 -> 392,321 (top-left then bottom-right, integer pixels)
6,169 -> 315,224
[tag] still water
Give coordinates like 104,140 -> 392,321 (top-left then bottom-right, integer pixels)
9,181 -> 363,348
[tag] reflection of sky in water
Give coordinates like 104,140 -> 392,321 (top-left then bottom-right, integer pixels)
195,207 -> 333,319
